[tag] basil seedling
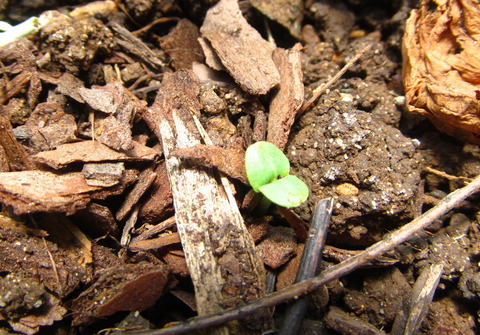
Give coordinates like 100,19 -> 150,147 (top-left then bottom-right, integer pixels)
245,141 -> 309,207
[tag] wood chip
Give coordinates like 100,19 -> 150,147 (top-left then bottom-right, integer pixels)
129,232 -> 181,251
109,21 -> 165,71
56,73 -> 85,103
116,167 -> 157,221
72,202 -> 119,237
138,162 -> 173,224
79,81 -> 147,150
200,0 -> 280,95
170,143 -> 247,184
0,170 -> 136,215
324,306 -> 387,335
267,44 -> 304,150
276,243 -> 304,291
82,162 -> 125,187
0,115 -> 36,171
161,248 -> 189,277
33,140 -> 158,169
256,226 -> 297,269
132,216 -> 176,243
14,102 -> 78,153
250,0 -> 303,39
71,262 -> 170,326
159,19 -> 205,70
198,37 -> 226,71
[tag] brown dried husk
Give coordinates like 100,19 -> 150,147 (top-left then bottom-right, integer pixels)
402,0 -> 480,144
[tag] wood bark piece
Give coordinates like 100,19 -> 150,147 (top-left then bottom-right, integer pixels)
138,162 -> 174,224
109,21 -> 165,71
200,0 -> 280,95
170,143 -> 247,184
0,115 -> 36,171
250,0 -> 303,39
71,262 -> 170,326
324,306 -> 387,335
79,81 -> 147,150
129,232 -> 181,251
159,19 -> 205,70
0,170 -> 135,215
267,44 -> 304,150
116,167 -> 157,222
149,70 -> 271,334
34,140 -> 158,169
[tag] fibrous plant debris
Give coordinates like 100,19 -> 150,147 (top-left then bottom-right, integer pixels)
403,0 -> 480,144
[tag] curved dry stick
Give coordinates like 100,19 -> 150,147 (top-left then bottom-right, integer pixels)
124,173 -> 480,335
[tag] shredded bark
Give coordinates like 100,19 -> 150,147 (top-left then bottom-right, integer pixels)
200,0 -> 280,95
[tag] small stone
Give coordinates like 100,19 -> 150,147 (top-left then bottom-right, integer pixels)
336,183 -> 359,196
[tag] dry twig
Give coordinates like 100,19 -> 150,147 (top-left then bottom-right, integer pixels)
296,42 -> 373,118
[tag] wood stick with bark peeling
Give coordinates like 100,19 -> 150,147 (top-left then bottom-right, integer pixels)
146,70 -> 272,335
125,173 -> 480,335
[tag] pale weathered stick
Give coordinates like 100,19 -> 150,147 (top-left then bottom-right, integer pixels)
149,70 -> 271,335
124,173 -> 480,335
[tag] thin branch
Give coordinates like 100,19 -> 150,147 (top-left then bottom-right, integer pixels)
123,173 -> 480,335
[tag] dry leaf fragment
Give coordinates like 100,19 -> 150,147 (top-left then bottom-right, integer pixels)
403,0 -> 480,144
200,0 -> 280,95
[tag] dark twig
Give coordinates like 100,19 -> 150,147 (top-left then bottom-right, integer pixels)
123,173 -> 480,335
296,42 -> 374,119
278,198 -> 334,335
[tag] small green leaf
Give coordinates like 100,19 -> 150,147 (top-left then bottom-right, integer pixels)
259,175 -> 309,207
245,141 -> 290,192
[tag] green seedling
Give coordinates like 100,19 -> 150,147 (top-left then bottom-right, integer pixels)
245,141 -> 309,208
0,16 -> 47,47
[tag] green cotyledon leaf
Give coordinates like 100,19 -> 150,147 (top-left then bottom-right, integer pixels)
245,141 -> 290,192
259,175 -> 309,207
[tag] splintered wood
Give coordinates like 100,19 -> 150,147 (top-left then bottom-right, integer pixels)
147,70 -> 271,334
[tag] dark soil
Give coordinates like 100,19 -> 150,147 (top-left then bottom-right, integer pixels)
1,0 -> 480,334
